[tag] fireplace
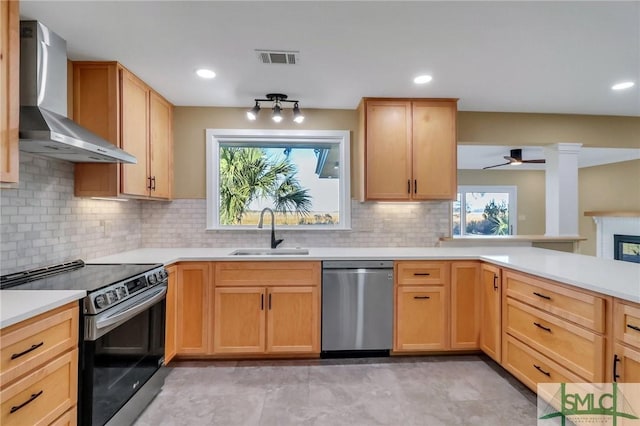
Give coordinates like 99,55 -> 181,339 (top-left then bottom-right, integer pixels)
613,234 -> 640,264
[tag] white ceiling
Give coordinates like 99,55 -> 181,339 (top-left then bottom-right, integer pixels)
19,1 -> 640,116
458,145 -> 640,170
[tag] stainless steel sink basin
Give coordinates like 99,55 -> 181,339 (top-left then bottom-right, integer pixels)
229,248 -> 310,256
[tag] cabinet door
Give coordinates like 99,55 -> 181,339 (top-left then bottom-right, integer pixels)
73,62 -> 120,197
176,263 -> 210,355
451,262 -> 480,349
213,287 -> 266,354
120,68 -> 149,197
614,343 -> 640,383
395,286 -> 448,351
164,265 -> 177,364
266,286 -> 319,354
412,100 -> 457,200
365,100 -> 412,200
149,91 -> 172,199
0,0 -> 19,183
480,263 -> 501,362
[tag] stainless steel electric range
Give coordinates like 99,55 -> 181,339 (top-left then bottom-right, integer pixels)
1,260 -> 169,426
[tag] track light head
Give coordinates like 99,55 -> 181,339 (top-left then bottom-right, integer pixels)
272,103 -> 283,123
292,102 -> 304,123
246,102 -> 260,121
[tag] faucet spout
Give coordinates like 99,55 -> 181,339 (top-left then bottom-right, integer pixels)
258,208 -> 284,249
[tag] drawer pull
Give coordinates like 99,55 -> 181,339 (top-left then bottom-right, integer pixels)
613,354 -> 621,382
414,296 -> 431,300
10,342 -> 44,360
413,273 -> 431,276
533,292 -> 551,300
533,364 -> 551,377
628,324 -> 640,332
10,390 -> 43,414
533,322 -> 552,333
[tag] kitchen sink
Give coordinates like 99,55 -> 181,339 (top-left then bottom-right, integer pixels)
229,248 -> 310,256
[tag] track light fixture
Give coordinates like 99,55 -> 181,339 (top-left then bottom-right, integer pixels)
247,93 -> 305,123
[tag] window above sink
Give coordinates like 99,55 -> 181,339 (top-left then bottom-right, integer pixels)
205,129 -> 351,231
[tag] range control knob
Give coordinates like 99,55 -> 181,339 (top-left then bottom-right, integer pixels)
159,269 -> 168,280
116,287 -> 127,299
94,294 -> 108,309
106,290 -> 118,303
148,273 -> 157,285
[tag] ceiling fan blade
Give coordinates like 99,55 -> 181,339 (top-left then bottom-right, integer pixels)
503,156 -> 516,161
522,159 -> 546,164
482,162 -> 511,170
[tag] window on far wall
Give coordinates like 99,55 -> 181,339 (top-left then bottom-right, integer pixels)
205,129 -> 351,230
453,186 -> 517,236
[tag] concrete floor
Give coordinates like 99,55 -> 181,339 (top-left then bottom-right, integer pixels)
133,355 -> 537,426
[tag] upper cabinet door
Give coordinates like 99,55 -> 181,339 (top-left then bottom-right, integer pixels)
412,100 -> 457,200
149,91 -> 173,199
0,0 -> 19,183
120,69 -> 150,197
364,100 -> 412,200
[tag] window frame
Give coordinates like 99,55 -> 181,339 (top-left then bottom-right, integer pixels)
454,185 -> 518,236
205,128 -> 351,230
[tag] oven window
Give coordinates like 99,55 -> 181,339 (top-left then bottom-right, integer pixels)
83,299 -> 165,426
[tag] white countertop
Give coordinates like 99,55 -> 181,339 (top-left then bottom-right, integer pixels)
0,290 -> 86,329
89,246 -> 640,303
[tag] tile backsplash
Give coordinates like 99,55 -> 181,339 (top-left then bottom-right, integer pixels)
1,153 -> 451,275
141,199 -> 451,248
0,153 -> 142,275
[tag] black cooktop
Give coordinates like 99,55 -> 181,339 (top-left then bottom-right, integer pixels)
0,261 -> 161,293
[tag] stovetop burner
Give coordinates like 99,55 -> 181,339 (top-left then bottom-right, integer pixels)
1,261 -> 161,292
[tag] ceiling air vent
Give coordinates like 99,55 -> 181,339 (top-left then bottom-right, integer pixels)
256,50 -> 299,65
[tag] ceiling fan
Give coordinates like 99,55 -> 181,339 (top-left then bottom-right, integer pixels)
482,148 -> 546,170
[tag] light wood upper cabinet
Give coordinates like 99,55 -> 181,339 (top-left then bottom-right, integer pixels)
164,265 -> 177,364
480,263 -> 501,362
73,61 -> 173,200
0,0 -> 19,183
175,262 -> 212,355
450,262 -> 480,350
357,98 -> 457,201
120,68 -> 149,197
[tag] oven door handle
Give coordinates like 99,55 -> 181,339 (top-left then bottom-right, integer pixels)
95,284 -> 167,330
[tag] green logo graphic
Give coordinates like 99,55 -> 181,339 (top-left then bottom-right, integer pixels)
538,383 -> 639,426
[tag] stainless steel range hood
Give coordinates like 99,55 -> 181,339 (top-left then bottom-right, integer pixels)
19,21 -> 136,164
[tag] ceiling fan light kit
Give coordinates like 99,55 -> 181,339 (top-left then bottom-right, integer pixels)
483,148 -> 546,169
246,93 -> 304,123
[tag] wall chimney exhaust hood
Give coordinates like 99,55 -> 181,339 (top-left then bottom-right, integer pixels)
19,21 -> 136,164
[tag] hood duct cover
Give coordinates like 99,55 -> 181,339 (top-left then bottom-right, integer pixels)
19,21 -> 136,164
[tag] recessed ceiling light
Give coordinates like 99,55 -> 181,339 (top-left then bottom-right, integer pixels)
196,69 -> 216,79
413,75 -> 433,84
611,81 -> 634,90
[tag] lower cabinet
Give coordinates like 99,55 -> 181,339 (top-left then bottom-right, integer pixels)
450,262 -> 480,350
175,262 -> 212,356
395,286 -> 448,351
480,263 -> 501,362
213,286 -> 319,354
613,299 -> 640,383
613,343 -> 640,383
164,264 -> 178,363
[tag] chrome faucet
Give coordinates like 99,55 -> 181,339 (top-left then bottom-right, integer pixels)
257,208 -> 284,249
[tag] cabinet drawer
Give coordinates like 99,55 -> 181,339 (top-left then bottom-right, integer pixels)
503,335 -> 584,392
614,299 -> 640,350
396,261 -> 448,285
505,298 -> 604,382
0,349 -> 78,426
504,270 -> 605,333
0,303 -> 78,386
215,262 -> 320,287
50,406 -> 77,426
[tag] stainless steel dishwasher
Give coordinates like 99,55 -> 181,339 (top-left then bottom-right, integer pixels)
322,260 -> 394,355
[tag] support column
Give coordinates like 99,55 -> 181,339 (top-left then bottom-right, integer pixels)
544,143 -> 582,236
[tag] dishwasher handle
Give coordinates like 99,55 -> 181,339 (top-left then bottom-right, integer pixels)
322,260 -> 394,269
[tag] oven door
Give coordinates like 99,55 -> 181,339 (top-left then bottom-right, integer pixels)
81,284 -> 166,426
